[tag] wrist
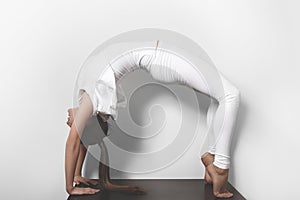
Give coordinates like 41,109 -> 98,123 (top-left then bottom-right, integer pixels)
66,185 -> 74,194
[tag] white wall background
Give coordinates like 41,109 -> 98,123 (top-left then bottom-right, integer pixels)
1,0 -> 299,199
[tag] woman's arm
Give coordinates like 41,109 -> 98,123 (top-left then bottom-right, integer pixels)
74,143 -> 87,177
65,92 -> 100,195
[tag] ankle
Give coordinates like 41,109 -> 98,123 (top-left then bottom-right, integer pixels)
201,153 -> 214,167
213,164 -> 229,175
208,153 -> 215,159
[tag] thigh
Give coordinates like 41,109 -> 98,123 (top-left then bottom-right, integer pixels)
148,49 -> 219,99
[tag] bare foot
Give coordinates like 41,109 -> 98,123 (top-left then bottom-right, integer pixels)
206,164 -> 233,198
201,152 -> 214,184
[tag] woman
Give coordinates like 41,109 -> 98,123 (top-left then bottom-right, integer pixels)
65,46 -> 240,198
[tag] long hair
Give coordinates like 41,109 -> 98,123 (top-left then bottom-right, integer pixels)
96,113 -> 109,136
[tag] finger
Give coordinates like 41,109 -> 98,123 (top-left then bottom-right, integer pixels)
84,188 -> 100,194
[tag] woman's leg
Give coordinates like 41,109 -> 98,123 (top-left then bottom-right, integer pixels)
111,48 -> 240,198
201,98 -> 218,184
209,73 -> 240,169
139,49 -> 241,169
198,73 -> 240,198
148,49 -> 240,198
206,98 -> 219,155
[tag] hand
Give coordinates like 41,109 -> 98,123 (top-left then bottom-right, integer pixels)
74,175 -> 99,186
67,186 -> 100,195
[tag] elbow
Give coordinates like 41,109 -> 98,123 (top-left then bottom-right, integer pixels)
228,86 -> 241,106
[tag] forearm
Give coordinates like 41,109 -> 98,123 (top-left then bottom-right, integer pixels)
65,130 -> 81,193
75,143 -> 87,176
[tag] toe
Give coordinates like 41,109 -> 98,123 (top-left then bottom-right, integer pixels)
214,191 -> 233,198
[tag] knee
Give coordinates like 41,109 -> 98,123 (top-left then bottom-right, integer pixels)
227,86 -> 240,105
220,86 -> 241,105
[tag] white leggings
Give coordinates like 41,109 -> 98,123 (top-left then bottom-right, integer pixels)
109,48 -> 240,169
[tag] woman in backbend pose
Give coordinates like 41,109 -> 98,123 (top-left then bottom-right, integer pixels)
65,47 -> 240,199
